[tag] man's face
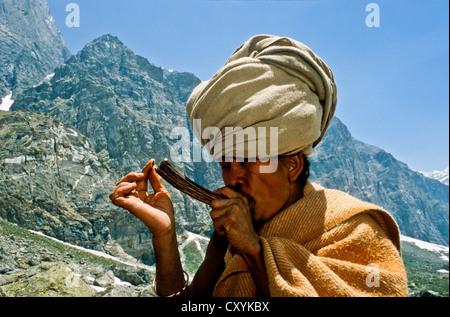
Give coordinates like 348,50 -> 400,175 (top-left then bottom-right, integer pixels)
219,158 -> 291,224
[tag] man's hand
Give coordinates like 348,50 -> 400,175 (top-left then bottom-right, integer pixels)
109,158 -> 175,237
210,187 -> 270,296
111,158 -> 187,296
210,187 -> 261,257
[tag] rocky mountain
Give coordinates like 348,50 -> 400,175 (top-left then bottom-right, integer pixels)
10,34 -> 222,235
1,0 -> 447,298
310,118 -> 449,246
0,110 -> 117,251
0,0 -> 71,101
0,217 -> 156,297
0,110 -> 209,271
1,216 -> 447,297
6,33 -> 220,266
8,32 -> 449,249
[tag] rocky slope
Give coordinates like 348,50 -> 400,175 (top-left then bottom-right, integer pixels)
1,217 -> 447,297
0,110 -> 118,251
0,110 -> 209,269
0,0 -> 71,100
10,34 -> 220,237
10,31 -> 449,248
0,217 -> 156,297
401,235 -> 449,297
310,118 -> 449,246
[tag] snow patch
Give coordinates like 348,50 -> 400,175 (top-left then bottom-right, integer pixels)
66,128 -> 79,137
4,156 -> 36,164
70,165 -> 91,193
33,73 -> 55,88
45,73 -> 55,81
11,172 -> 28,180
401,235 -> 449,261
4,156 -> 26,164
162,67 -> 174,73
45,16 -> 55,30
420,167 -> 449,185
0,92 -> 14,111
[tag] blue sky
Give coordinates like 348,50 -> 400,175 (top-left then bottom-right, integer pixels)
46,0 -> 449,173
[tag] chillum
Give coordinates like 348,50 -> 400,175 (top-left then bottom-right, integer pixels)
156,158 -> 225,205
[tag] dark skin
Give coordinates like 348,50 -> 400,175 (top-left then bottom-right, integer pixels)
109,153 -> 304,297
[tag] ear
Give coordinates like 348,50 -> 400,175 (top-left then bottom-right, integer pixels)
287,152 -> 304,183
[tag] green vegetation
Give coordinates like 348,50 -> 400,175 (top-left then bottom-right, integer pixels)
0,217 -> 135,270
402,240 -> 449,297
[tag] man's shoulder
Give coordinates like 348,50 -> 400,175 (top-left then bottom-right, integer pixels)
303,181 -> 401,251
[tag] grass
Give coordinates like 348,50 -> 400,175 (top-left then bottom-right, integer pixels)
401,240 -> 449,297
0,217 -> 137,270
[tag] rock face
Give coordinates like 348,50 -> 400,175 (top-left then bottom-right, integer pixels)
1,1 -> 448,289
0,218 -> 156,297
12,34 -> 196,175
7,32 -> 449,250
0,0 -> 71,100
0,262 -> 98,297
310,117 -> 449,246
10,34 -> 220,237
0,110 -> 116,250
0,110 -> 170,265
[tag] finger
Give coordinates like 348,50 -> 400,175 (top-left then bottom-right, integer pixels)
215,187 -> 249,202
148,160 -> 166,193
117,172 -> 145,185
110,183 -> 137,202
142,158 -> 155,177
135,159 -> 155,190
210,206 -> 227,221
210,197 -> 235,210
211,213 -> 235,238
211,193 -> 249,210
116,182 -> 137,197
112,196 -> 139,211
211,213 -> 227,235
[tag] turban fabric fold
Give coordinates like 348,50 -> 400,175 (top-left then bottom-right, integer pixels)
186,34 -> 337,160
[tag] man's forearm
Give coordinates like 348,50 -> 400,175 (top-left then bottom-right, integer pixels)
153,231 -> 186,296
242,239 -> 270,297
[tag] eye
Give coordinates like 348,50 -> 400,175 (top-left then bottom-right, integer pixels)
220,163 -> 231,170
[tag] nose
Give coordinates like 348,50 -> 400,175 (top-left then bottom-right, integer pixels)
226,161 -> 247,190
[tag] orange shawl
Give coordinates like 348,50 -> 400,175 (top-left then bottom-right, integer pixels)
213,182 -> 408,297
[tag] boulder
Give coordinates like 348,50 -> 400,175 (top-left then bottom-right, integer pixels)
0,262 -> 97,297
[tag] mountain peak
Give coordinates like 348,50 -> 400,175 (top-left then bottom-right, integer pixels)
421,167 -> 449,186
0,0 -> 71,99
79,34 -> 129,58
89,34 -> 125,48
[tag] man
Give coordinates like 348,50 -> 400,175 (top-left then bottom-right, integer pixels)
109,35 -> 408,297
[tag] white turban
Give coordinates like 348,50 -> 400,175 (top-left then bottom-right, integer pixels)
186,35 -> 337,160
